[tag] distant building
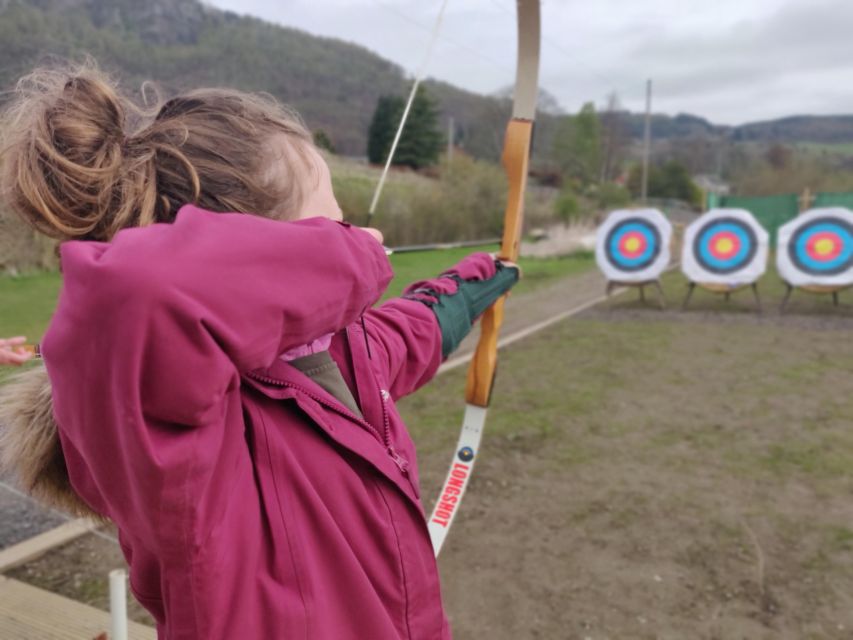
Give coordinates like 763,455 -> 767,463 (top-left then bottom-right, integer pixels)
693,174 -> 731,195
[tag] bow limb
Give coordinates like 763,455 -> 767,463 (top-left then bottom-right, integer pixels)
465,119 -> 535,405
428,0 -> 540,556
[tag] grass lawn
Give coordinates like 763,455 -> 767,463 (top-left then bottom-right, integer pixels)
0,248 -> 593,376
0,271 -> 62,344
797,141 -> 853,157
383,246 -> 593,299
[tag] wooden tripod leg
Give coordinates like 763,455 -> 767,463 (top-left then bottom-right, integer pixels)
682,282 -> 696,310
639,285 -> 645,303
654,280 -> 666,310
833,291 -> 839,307
780,284 -> 793,313
752,283 -> 762,313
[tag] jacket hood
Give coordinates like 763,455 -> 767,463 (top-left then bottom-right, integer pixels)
0,364 -> 101,519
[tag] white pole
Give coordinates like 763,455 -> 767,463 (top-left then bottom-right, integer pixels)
110,569 -> 129,640
641,78 -> 652,203
447,116 -> 454,162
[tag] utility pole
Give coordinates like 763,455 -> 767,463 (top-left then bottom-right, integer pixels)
447,116 -> 455,163
641,78 -> 652,203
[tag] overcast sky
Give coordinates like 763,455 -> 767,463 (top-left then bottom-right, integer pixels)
206,0 -> 853,125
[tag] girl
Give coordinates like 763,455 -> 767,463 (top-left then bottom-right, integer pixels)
0,64 -> 519,639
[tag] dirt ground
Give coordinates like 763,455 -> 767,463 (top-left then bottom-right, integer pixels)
5,267 -> 853,639
412,274 -> 853,640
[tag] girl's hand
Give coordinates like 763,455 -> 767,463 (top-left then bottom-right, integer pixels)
0,336 -> 34,366
491,255 -> 522,279
359,227 -> 384,245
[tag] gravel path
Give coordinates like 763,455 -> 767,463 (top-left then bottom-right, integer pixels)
0,479 -> 66,549
451,267 -> 610,361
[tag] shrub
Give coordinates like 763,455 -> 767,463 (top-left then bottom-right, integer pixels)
554,188 -> 580,224
596,182 -> 631,209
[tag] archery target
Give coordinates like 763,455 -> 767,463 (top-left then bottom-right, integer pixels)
595,208 -> 672,282
777,207 -> 853,287
681,208 -> 768,284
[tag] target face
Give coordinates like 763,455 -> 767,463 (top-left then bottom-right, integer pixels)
693,217 -> 758,274
596,209 -> 672,282
605,219 -> 661,271
682,209 -> 768,285
777,207 -> 853,286
789,218 -> 853,275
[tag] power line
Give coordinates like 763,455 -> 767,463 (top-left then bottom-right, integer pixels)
369,0 -> 508,74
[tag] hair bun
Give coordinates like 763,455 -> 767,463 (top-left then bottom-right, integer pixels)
1,63 -> 130,240
54,73 -> 126,157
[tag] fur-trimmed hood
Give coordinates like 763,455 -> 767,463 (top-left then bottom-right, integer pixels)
0,363 -> 101,519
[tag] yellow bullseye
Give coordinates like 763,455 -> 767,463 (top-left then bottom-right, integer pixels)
624,236 -> 641,253
715,237 -> 734,254
814,238 -> 835,256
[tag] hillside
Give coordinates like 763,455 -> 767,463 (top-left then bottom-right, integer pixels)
2,0 -> 853,160
0,0 -> 546,159
619,112 -> 853,145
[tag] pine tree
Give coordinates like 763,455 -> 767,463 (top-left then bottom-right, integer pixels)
366,88 -> 443,169
394,88 -> 443,169
313,129 -> 336,153
367,95 -> 404,164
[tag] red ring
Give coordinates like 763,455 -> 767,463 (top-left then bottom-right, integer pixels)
707,231 -> 740,260
618,232 -> 647,258
806,232 -> 843,262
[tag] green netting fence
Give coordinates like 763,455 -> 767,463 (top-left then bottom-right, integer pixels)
705,191 -> 853,246
813,192 -> 853,209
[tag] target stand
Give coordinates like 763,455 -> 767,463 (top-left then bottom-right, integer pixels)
605,279 -> 667,309
777,207 -> 853,313
595,208 -> 672,310
680,208 -> 769,314
779,282 -> 851,312
682,281 -> 762,311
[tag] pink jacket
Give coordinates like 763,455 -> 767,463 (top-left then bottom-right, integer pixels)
41,206 -> 497,639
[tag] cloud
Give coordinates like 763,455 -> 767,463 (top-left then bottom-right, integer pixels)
207,0 -> 853,124
575,0 -> 853,122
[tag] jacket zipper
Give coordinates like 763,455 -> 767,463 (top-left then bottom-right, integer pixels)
356,317 -> 403,474
246,372 -> 409,475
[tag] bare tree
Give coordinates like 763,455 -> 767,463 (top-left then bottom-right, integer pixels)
599,92 -> 630,183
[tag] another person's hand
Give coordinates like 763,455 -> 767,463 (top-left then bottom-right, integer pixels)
0,336 -> 34,366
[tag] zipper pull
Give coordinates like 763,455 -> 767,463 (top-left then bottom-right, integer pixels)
387,446 -> 409,474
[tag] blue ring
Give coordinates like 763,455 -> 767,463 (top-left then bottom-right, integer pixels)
789,219 -> 853,275
605,219 -> 661,272
693,218 -> 757,274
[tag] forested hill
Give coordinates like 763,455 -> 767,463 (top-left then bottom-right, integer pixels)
619,112 -> 853,144
0,0 -> 531,158
3,0 -> 853,160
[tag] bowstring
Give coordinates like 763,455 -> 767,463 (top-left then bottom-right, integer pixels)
366,0 -> 450,226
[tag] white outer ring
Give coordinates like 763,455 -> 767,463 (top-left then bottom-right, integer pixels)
681,208 -> 769,285
595,208 -> 672,283
777,207 -> 853,287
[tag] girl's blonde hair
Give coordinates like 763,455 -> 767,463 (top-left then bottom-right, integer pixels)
0,61 -> 314,242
